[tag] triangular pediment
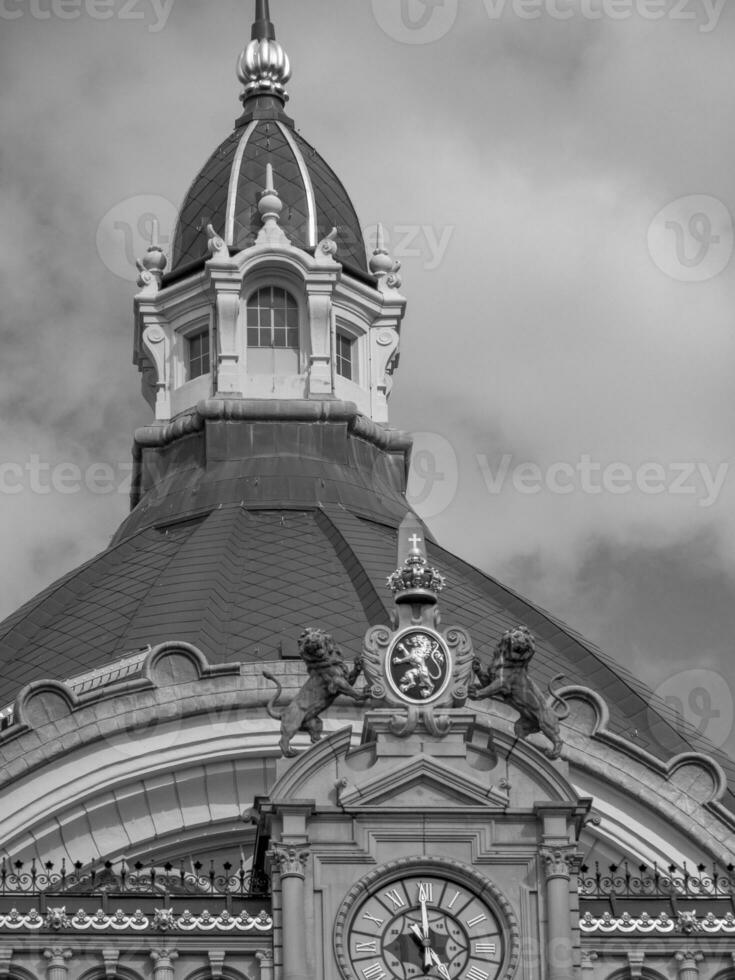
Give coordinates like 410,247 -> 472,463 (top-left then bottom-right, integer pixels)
338,753 -> 508,810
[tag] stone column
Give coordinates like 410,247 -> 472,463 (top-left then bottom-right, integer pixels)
540,848 -> 576,980
270,844 -> 309,980
44,949 -> 72,980
675,951 -> 704,980
151,949 -> 178,980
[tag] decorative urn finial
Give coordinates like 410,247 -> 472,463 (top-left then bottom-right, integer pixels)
237,0 -> 291,106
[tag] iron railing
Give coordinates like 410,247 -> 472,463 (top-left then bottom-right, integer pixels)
579,861 -> 735,900
0,857 -> 269,898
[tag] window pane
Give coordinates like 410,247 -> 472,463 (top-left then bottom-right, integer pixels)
187,329 -> 210,381
246,287 -> 300,356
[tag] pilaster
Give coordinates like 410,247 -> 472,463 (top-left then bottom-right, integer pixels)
256,949 -> 275,980
580,950 -> 598,976
0,947 -> 13,980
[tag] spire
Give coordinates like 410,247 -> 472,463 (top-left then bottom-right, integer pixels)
236,0 -> 292,122
252,0 -> 276,40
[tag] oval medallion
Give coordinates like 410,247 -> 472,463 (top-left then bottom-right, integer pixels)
385,628 -> 451,705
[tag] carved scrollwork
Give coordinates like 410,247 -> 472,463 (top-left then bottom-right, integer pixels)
206,223 -> 228,261
389,706 -> 419,737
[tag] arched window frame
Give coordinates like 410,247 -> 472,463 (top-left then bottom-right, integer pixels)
242,272 -> 307,375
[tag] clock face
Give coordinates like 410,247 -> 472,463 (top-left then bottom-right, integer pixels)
345,873 -> 505,980
385,629 -> 451,705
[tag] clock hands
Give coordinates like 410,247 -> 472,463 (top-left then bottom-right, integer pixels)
428,949 -> 452,980
409,922 -> 434,969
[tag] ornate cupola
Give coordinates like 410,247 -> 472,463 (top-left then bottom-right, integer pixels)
133,0 -> 405,433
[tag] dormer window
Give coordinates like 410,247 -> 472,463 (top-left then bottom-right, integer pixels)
246,286 -> 300,374
247,287 -> 299,350
336,331 -> 354,381
187,328 -> 210,380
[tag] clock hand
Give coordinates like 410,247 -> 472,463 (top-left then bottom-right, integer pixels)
429,949 -> 451,980
420,897 -> 430,937
420,897 -> 432,966
409,922 -> 433,969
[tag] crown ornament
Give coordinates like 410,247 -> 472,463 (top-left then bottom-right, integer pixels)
387,553 -> 446,597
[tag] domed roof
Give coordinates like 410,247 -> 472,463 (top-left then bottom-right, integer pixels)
169,3 -> 368,278
171,119 -> 369,276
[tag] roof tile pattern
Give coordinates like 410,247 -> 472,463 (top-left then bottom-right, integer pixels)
2,501 -> 733,811
170,120 -> 368,275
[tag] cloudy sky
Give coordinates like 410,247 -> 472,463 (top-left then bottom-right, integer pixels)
2,0 -> 735,751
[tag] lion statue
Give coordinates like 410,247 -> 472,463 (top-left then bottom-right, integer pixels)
263,628 -> 368,757
469,625 -> 568,760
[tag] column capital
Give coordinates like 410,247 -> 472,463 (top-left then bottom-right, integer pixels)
268,843 -> 309,879
256,950 -> 275,965
539,846 -> 581,880
44,949 -> 73,965
580,950 -> 598,973
675,951 -> 704,964
151,949 -> 179,964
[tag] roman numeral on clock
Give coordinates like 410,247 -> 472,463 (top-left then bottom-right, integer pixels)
362,912 -> 384,927
355,941 -> 378,954
446,890 -> 461,909
466,967 -> 489,980
466,914 -> 487,928
384,888 -> 405,910
418,881 -> 433,902
362,963 -> 387,980
474,943 -> 496,955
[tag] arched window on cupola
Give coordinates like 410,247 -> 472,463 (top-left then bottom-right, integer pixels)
246,285 -> 300,374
